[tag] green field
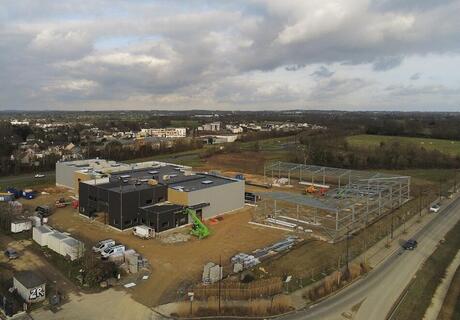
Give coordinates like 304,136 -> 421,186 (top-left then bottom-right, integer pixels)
347,135 -> 460,157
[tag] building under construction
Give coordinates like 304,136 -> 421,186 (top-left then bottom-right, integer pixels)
255,161 -> 411,242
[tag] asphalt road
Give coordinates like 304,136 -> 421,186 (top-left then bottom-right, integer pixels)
0,171 -> 55,186
280,196 -> 460,320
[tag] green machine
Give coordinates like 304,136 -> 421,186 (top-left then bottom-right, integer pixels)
185,207 -> 211,239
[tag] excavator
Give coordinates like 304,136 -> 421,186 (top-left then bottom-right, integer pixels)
185,208 -> 211,239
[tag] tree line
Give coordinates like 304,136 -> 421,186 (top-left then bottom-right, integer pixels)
292,131 -> 460,170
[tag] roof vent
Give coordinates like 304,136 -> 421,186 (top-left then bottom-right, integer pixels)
149,170 -> 159,174
201,180 -> 213,184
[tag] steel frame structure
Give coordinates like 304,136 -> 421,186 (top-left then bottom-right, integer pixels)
257,162 -> 411,242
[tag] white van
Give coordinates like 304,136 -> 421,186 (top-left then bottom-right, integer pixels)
92,239 -> 116,253
101,245 -> 125,259
133,225 -> 155,239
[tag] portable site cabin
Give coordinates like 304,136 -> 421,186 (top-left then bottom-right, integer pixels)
32,225 -> 54,246
47,232 -> 69,255
13,271 -> 46,304
0,192 -> 14,202
61,237 -> 85,261
11,219 -> 32,233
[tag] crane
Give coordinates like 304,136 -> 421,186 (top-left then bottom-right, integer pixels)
185,208 -> 211,239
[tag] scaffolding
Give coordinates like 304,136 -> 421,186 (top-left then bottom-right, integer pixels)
256,162 -> 411,242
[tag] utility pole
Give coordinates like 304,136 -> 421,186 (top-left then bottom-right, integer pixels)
419,189 -> 423,217
439,178 -> 442,202
345,228 -> 350,271
218,255 -> 222,315
390,214 -> 394,240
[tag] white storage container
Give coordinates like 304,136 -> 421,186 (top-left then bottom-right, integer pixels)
32,226 -> 54,246
47,232 -> 69,254
61,237 -> 85,261
11,219 -> 32,233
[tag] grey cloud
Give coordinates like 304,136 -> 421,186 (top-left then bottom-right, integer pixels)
310,77 -> 372,100
385,84 -> 459,96
410,73 -> 421,80
310,66 -> 334,78
372,56 -> 403,71
285,64 -> 305,71
0,0 -> 460,110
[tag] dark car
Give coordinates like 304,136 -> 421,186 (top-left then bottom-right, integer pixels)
4,248 -> 19,259
402,239 -> 418,250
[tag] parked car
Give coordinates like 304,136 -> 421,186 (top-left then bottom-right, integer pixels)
101,245 -> 125,259
402,239 -> 418,250
34,174 -> 45,178
92,239 -> 115,253
430,204 -> 441,213
4,248 -> 19,260
36,205 -> 51,217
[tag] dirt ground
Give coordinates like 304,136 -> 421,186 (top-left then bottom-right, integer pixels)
0,232 -> 77,299
46,203 -> 287,307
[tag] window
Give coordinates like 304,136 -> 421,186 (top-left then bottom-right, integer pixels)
161,221 -> 170,228
157,197 -> 165,202
141,218 -> 146,224
145,199 -> 152,205
124,219 -> 132,226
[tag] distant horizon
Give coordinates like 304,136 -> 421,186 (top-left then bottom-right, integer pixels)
1,107 -> 460,113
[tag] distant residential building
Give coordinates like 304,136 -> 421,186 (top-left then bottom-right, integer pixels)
201,135 -> 238,144
140,128 -> 186,138
198,122 -> 221,132
10,120 -> 30,126
225,125 -> 243,134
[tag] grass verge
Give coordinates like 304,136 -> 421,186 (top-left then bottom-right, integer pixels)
437,265 -> 460,320
392,219 -> 460,320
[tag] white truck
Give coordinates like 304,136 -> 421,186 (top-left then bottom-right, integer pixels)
133,225 -> 155,239
101,245 -> 125,259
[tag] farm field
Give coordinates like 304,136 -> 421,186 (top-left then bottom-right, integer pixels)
347,134 -> 460,157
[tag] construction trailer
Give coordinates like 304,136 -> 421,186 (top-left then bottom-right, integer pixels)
257,162 -> 411,242
13,271 -> 46,304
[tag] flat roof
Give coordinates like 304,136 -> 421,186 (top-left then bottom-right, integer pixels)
109,164 -> 188,184
98,181 -> 164,193
14,271 -> 45,288
168,173 -> 239,192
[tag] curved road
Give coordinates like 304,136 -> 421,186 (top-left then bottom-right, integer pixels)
281,196 -> 460,320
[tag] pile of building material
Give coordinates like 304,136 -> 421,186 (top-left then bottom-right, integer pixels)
160,233 -> 191,244
110,249 -> 148,274
272,178 -> 290,187
202,262 -> 223,284
29,215 -> 42,227
231,236 -> 300,273
11,219 -> 32,233
32,226 -> 84,261
8,201 -> 23,214
266,217 -> 297,229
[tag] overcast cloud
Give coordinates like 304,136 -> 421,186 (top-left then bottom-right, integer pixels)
0,0 -> 459,111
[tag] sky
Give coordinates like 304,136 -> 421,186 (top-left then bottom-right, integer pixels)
1,0 -> 460,111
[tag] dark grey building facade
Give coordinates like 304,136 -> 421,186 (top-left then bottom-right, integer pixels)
79,180 -> 168,230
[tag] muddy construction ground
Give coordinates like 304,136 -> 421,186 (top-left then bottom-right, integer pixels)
45,202 -> 287,307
